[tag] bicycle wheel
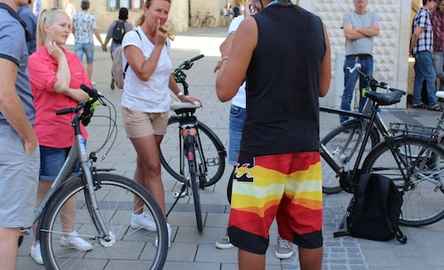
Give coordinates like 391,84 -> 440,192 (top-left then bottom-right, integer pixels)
40,173 -> 168,270
321,119 -> 380,194
184,136 -> 204,233
160,117 -> 226,187
362,136 -> 444,227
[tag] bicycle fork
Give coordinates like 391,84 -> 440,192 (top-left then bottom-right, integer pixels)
78,135 -> 115,246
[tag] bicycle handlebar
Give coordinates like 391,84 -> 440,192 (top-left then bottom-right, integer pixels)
55,84 -> 106,126
347,62 -> 406,95
174,55 -> 205,95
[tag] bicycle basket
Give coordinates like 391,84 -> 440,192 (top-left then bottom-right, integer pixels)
390,122 -> 438,139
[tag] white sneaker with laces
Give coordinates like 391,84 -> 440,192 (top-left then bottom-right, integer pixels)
60,231 -> 93,251
130,213 -> 157,231
215,235 -> 234,249
30,242 -> 43,265
275,237 -> 294,259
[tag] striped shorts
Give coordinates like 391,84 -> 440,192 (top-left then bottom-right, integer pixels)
228,151 -> 323,254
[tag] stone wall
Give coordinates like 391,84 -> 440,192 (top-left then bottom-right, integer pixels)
300,0 -> 412,108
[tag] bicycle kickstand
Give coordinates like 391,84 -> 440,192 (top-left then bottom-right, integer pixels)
166,183 -> 188,217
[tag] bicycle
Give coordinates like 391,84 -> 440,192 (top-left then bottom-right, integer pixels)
160,55 -> 227,233
190,12 -> 202,28
321,63 -> 444,227
201,12 -> 217,27
32,85 -> 168,270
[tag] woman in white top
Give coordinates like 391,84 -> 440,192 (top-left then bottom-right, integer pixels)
121,0 -> 199,237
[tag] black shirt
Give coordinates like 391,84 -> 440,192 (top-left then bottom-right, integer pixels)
241,4 -> 326,156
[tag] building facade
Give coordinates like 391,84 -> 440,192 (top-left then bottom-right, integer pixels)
39,0 -> 421,107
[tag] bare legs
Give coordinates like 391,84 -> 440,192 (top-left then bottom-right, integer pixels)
0,228 -> 19,270
130,135 -> 165,214
238,247 -> 322,270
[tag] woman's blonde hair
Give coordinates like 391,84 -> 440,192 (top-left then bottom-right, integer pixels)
36,9 -> 70,47
136,0 -> 171,26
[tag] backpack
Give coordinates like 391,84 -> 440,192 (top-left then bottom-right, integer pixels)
334,173 -> 407,244
112,20 -> 126,44
112,30 -> 142,90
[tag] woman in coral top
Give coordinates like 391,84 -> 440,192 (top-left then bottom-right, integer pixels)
27,9 -> 93,265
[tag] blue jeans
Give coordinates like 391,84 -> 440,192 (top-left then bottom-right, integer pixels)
74,42 -> 95,64
340,55 -> 374,123
414,51 -> 438,106
228,105 -> 246,165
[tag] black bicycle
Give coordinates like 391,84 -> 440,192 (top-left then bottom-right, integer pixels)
321,64 -> 444,227
160,55 -> 227,233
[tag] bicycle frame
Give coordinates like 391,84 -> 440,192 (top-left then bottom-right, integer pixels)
33,112 -> 111,241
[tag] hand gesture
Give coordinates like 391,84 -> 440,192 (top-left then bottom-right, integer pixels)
47,41 -> 65,61
155,19 -> 168,47
179,95 -> 201,106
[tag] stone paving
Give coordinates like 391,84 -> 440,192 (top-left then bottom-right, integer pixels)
16,28 -> 444,270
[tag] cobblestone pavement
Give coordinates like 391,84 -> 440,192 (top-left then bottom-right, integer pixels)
17,28 -> 444,270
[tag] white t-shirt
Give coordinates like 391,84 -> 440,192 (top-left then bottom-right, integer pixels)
121,27 -> 172,112
228,16 -> 246,109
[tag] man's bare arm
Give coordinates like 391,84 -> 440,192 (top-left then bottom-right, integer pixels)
216,17 -> 257,102
0,59 -> 37,153
343,23 -> 366,40
320,25 -> 332,97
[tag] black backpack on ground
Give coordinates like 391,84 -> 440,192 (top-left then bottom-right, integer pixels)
112,20 -> 126,44
334,173 -> 407,244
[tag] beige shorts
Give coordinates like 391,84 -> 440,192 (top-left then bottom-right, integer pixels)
121,107 -> 169,138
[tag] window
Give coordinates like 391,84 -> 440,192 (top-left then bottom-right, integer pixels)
107,0 -> 144,11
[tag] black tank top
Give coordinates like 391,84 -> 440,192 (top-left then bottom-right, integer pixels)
241,3 -> 326,156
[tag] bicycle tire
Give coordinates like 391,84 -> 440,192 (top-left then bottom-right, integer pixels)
362,136 -> 444,227
39,173 -> 168,270
184,136 -> 204,233
321,119 -> 380,194
160,117 -> 226,187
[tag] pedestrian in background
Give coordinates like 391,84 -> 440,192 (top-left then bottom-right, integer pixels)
72,0 -> 105,80
0,1 -> 39,269
18,0 -> 37,54
432,0 -> 444,91
340,0 -> 380,123
103,7 -> 133,89
411,0 -> 441,111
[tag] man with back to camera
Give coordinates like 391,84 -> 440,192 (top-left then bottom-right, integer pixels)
215,0 -> 331,269
0,0 -> 39,269
340,0 -> 380,123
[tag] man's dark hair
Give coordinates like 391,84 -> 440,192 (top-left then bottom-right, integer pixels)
81,0 -> 90,10
232,6 -> 240,17
118,7 -> 129,20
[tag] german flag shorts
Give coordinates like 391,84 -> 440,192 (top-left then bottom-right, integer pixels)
228,151 -> 323,255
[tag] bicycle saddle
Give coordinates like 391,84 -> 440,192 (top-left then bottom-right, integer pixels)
170,101 -> 201,114
366,89 -> 405,106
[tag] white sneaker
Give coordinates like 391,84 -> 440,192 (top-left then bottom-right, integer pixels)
275,237 -> 294,259
130,213 -> 157,231
155,223 -> 172,248
30,242 -> 43,265
60,231 -> 93,251
215,235 -> 234,249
